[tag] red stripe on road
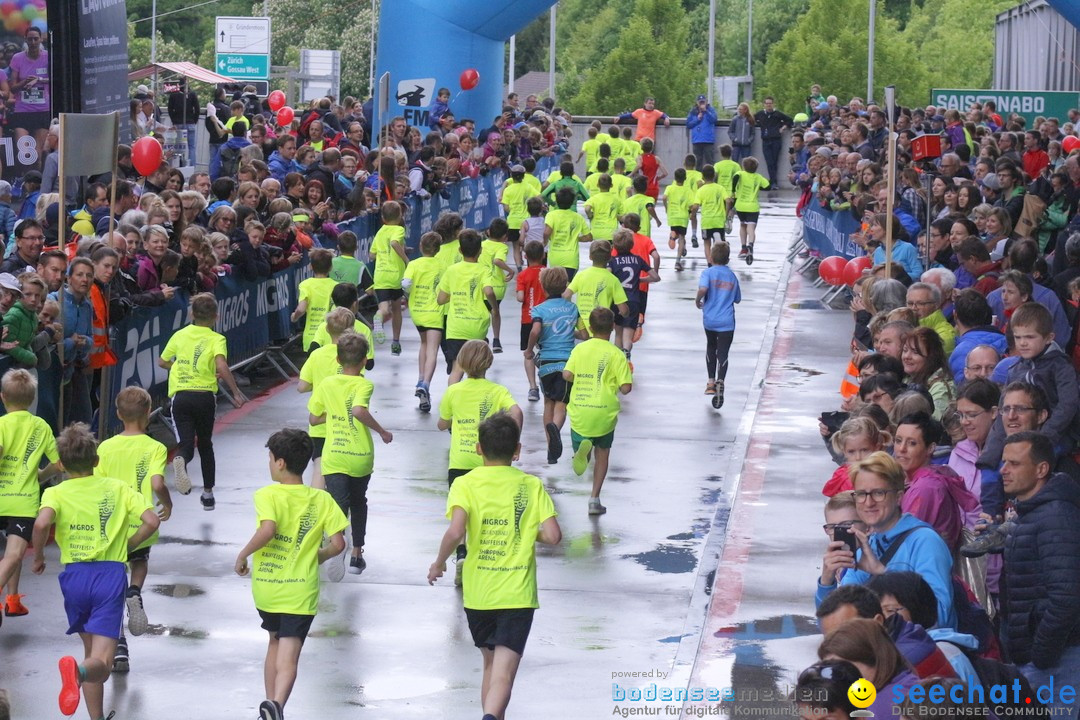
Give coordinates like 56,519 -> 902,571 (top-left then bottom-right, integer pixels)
214,378 -> 297,433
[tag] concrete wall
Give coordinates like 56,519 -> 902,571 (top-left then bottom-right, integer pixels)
564,116 -> 793,189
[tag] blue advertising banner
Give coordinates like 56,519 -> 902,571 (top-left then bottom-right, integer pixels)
801,202 -> 863,260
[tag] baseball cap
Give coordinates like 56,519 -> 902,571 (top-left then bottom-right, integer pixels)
817,102 -> 830,111
0,273 -> 22,294
981,173 -> 1001,191
931,114 -> 945,123
815,147 -> 833,159
697,94 -> 707,102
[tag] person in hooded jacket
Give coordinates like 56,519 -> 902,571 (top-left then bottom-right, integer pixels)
1000,432 -> 1080,715
817,451 -> 957,630
950,289 -> 1009,383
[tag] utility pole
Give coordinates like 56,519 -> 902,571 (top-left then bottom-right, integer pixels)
509,35 -> 516,94
867,0 -> 876,104
548,5 -> 556,101
150,0 -> 158,94
707,0 -> 716,105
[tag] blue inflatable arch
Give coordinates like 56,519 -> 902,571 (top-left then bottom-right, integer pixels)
374,0 -> 558,137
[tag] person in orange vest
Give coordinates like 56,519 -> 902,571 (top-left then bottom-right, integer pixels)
89,247 -> 125,373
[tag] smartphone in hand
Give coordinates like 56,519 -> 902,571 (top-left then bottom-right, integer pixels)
834,526 -> 859,555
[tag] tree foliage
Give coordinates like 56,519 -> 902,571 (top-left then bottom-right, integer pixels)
568,0 -> 703,115
762,0 -> 928,113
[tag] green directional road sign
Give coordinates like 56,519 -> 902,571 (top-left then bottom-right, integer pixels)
216,53 -> 269,80
931,89 -> 1080,127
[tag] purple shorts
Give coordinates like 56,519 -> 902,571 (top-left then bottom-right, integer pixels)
59,561 -> 127,639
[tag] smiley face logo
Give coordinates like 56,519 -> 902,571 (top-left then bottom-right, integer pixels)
848,678 -> 876,709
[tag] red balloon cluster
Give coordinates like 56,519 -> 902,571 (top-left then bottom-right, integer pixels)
1063,135 -> 1080,154
276,106 -> 295,127
267,90 -> 286,112
131,136 -> 163,177
459,68 -> 479,91
843,256 -> 873,286
818,256 -> 849,287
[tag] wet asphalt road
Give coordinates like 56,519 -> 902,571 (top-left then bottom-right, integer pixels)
1,195 -> 815,719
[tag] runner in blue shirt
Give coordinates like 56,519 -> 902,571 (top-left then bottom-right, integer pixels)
696,242 -> 741,407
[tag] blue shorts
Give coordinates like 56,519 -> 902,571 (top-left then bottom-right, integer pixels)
58,561 -> 127,639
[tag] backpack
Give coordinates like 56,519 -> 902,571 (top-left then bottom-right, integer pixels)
1016,192 -> 1047,238
219,144 -> 242,178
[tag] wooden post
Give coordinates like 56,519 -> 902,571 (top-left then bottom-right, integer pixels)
883,86 -> 897,280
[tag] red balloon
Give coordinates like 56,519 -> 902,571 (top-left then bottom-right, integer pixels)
267,90 -> 286,112
276,106 -> 295,127
818,256 -> 848,286
1063,135 -> 1080,154
459,68 -> 479,91
843,256 -> 873,286
131,137 -> 163,177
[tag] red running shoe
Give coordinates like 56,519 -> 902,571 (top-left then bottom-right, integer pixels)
58,656 -> 81,716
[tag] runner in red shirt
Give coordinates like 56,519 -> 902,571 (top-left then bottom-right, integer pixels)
515,240 -> 548,402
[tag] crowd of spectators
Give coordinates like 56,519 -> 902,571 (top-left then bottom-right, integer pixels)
799,89 -> 1080,718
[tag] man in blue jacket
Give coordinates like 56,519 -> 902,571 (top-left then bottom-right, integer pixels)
686,94 -> 717,168
1000,432 -> 1080,715
267,135 -> 301,184
950,289 -> 1008,382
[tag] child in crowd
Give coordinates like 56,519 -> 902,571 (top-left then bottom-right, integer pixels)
481,219 -> 516,353
610,157 -> 632,198
234,429 -> 348,720
543,187 -> 592,282
298,307 -> 357,490
96,386 -> 171,672
526,267 -> 579,465
160,293 -> 246,510
516,240 -> 547,402
438,230 -> 499,379
370,201 -> 409,355
565,240 -> 629,330
563,307 -> 634,514
637,137 -> 666,201
427,412 -> 561,720
623,176 -> 661,229
2,273 -> 43,368
731,156 -> 770,265
583,174 -> 621,242
662,169 -> 694,270
692,165 -> 733,266
0,369 -> 59,620
437,340 -> 522,585
309,333 -> 393,577
32,423 -> 159,720
609,229 -> 659,361
402,232 -> 445,412
291,249 -> 338,352
823,416 -> 893,497
621,127 -> 641,174
695,242 -> 741,405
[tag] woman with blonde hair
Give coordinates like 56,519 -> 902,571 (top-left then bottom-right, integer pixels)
730,102 -> 755,163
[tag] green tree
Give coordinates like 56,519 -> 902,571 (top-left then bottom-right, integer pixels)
569,0 -> 703,115
761,0 -> 927,113
900,0 -> 1015,99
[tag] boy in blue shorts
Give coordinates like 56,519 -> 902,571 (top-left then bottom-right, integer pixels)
427,412 -> 561,720
32,423 -> 159,719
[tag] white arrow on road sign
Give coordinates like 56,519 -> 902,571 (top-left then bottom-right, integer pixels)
215,16 -> 271,55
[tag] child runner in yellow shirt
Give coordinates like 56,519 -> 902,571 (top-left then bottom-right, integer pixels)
234,428 -> 348,720
564,240 -> 629,329
544,187 -> 593,282
732,157 -> 770,265
692,165 -> 733,267
437,340 -> 522,585
437,230 -> 500,380
584,174 -> 622,242
33,423 -> 159,720
402,232 -> 445,413
481,219 -> 516,354
662,168 -> 695,271
291,249 -> 338,352
427,412 -> 561,720
370,200 -> 410,354
96,386 -> 171,671
563,307 -> 634,515
0,369 -> 59,621
308,333 -> 393,578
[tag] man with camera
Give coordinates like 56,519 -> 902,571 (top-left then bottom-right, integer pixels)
686,94 -> 718,168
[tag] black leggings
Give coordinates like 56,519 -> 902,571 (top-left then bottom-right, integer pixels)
173,391 -> 217,489
325,473 -> 371,549
705,330 -> 734,381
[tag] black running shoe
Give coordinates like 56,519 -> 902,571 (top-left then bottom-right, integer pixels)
259,699 -> 284,720
545,422 -> 563,464
112,636 -> 129,673
418,387 -> 431,413
200,492 -> 215,511
348,555 -> 366,575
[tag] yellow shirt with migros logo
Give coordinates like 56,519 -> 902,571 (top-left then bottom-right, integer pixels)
308,374 -> 376,477
733,170 -> 770,212
481,239 -> 510,301
661,182 -> 694,227
436,239 -> 463,269
160,324 -> 228,396
371,224 -> 407,290
0,410 -> 58,517
568,266 -> 627,327
544,208 -> 590,270
565,337 -> 634,437
584,190 -> 622,241
622,194 -> 655,222
403,256 -> 445,329
251,483 -> 348,615
311,319 -> 374,359
437,261 -> 493,341
39,474 -> 152,564
610,173 -> 632,199
298,276 -> 338,351
446,465 -> 557,610
715,159 -> 741,195
685,169 -> 704,191
438,378 -> 516,470
694,182 -> 730,229
97,433 -> 168,551
299,343 -> 345,439
500,179 -> 532,227
581,138 -> 601,173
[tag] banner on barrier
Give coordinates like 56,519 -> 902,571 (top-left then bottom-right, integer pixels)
800,202 -> 862,260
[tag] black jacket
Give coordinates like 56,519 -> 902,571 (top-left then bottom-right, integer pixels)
1002,474 -> 1080,668
753,109 -> 792,140
167,90 -> 200,126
